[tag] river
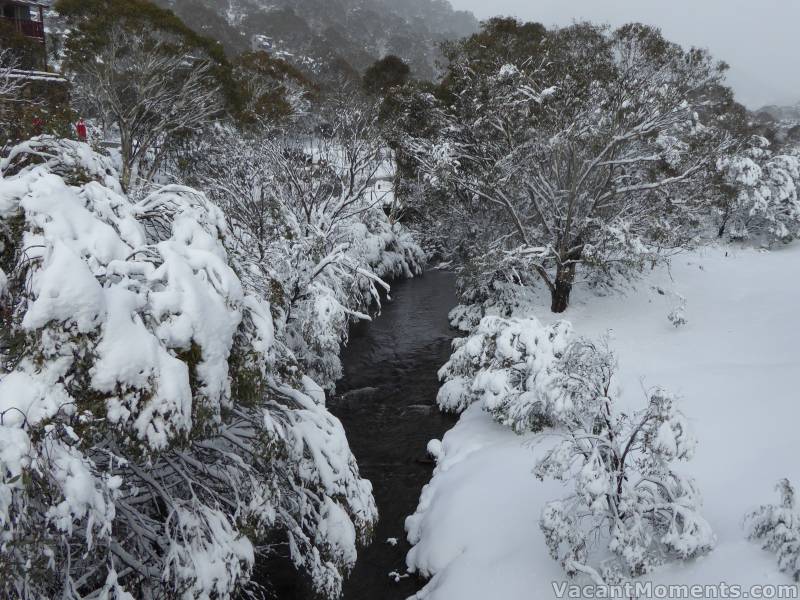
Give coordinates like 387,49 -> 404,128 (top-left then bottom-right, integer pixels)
264,270 -> 459,599
332,269 -> 458,600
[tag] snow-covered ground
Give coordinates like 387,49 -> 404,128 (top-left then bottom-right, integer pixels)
406,244 -> 800,599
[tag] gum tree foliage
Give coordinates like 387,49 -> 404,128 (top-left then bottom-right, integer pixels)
231,51 -> 314,126
55,0 -> 232,192
407,20 -> 731,312
715,136 -> 800,243
182,95 -> 423,390
535,341 -> 714,584
746,479 -> 800,581
362,55 -> 411,96
0,49 -> 24,138
0,138 -> 377,599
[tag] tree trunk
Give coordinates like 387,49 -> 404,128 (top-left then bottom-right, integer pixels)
550,262 -> 576,313
120,135 -> 133,192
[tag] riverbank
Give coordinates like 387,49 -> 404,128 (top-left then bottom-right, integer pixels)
405,245 -> 800,599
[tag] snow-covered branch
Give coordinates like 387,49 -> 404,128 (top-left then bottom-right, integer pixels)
0,138 -> 378,599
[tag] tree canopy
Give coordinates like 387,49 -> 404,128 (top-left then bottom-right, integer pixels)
401,19 -> 734,312
362,55 -> 411,95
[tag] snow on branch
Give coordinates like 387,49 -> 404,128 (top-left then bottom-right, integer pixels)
746,479 -> 800,581
182,119 -> 423,390
535,342 -> 713,583
0,137 -> 376,599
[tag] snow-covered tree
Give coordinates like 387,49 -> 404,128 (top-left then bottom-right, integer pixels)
183,100 -> 423,390
436,315 -> 574,431
0,49 -> 24,138
536,341 -> 714,583
716,137 -> 800,243
0,137 -> 376,599
408,21 -> 730,312
57,0 -> 226,191
746,479 -> 800,581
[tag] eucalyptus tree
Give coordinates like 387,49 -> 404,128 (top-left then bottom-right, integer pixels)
56,0 -> 231,191
411,21 -> 731,312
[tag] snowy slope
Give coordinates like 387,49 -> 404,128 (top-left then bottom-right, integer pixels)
153,0 -> 478,81
406,244 -> 800,599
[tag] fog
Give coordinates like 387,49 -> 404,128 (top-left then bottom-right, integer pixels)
448,0 -> 800,109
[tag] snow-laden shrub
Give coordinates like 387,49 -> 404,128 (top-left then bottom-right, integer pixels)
535,341 -> 713,584
435,311 -> 713,582
667,294 -> 688,328
746,479 -> 800,581
436,315 -> 573,431
348,209 -> 425,283
447,277 -> 538,332
183,130 -> 424,391
283,210 -> 424,390
0,137 -> 376,599
716,138 -> 800,243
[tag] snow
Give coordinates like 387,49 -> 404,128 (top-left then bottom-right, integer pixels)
406,244 -> 800,598
2,154 -> 248,449
436,315 -> 574,431
0,371 -> 72,427
0,137 -> 382,598
22,238 -> 107,333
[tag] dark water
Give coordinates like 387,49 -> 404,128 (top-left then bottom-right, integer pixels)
262,270 -> 459,600
331,270 -> 459,600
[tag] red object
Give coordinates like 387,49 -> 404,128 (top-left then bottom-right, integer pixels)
32,116 -> 43,134
76,119 -> 87,142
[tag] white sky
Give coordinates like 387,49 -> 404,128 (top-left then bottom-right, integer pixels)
447,0 -> 800,109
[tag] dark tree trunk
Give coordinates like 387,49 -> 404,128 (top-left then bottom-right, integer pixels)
550,262 -> 576,313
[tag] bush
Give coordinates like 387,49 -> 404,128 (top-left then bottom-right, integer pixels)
536,342 -> 713,583
746,479 -> 800,581
0,137 -> 376,599
436,315 -> 573,431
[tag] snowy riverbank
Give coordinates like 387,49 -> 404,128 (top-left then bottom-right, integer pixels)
405,244 -> 800,599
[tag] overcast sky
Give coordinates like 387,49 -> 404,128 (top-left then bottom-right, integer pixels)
448,0 -> 799,109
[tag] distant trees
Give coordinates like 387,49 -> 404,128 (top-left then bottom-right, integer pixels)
232,51 -> 313,125
56,0 -> 228,191
715,136 -> 800,242
405,20 -> 732,312
363,55 -> 410,95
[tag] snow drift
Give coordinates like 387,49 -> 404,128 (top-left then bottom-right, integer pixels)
406,245 -> 800,599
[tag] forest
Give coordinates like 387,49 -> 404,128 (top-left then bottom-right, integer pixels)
1,1 -> 799,599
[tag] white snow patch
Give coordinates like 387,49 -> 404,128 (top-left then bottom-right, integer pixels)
406,245 -> 800,598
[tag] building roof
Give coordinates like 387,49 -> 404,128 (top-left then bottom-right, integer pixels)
2,1 -> 47,7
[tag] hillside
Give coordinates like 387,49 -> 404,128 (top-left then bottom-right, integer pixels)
756,101 -> 800,122
152,0 -> 479,82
